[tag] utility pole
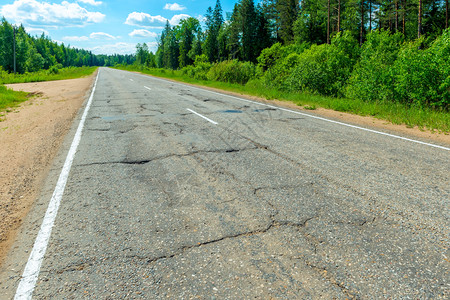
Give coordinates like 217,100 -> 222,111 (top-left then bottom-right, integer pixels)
418,0 -> 422,38
13,26 -> 16,74
327,0 -> 330,44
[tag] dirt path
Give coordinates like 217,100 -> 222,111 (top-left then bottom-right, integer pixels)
0,73 -> 96,264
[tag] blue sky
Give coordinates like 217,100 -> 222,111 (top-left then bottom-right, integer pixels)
0,0 -> 237,55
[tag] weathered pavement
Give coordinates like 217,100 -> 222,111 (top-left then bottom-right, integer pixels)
1,67 -> 449,298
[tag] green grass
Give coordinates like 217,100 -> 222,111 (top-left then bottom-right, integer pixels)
0,85 -> 28,112
115,65 -> 450,133
0,66 -> 98,113
0,66 -> 98,84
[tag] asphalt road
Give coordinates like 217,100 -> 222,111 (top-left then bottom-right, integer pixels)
1,67 -> 449,299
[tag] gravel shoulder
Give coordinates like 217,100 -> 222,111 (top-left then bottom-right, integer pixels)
0,73 -> 96,264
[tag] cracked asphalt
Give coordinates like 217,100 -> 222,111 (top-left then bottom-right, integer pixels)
1,67 -> 449,299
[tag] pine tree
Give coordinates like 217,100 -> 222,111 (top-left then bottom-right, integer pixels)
204,0 -> 224,62
276,0 -> 299,43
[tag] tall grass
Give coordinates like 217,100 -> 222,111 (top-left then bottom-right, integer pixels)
0,66 -> 98,113
114,65 -> 449,133
0,85 -> 28,112
0,66 -> 97,84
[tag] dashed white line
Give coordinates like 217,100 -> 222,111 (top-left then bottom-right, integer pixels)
14,70 -> 100,300
130,79 -> 134,82
187,108 -> 218,125
144,86 -> 152,90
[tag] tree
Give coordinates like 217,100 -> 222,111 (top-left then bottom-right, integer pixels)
204,0 -> 224,62
294,0 -> 328,45
276,0 -> 299,43
178,17 -> 201,67
241,0 -> 258,61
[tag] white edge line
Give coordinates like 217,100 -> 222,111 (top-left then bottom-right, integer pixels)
134,72 -> 449,152
144,86 -> 152,90
14,70 -> 100,300
187,108 -> 218,125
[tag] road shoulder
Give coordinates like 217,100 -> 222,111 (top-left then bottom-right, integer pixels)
0,73 -> 97,264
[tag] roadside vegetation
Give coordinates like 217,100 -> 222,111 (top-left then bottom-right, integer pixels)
121,0 -> 449,133
0,85 -> 27,112
0,66 -> 98,84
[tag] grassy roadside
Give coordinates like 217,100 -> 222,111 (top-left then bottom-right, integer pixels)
0,85 -> 28,112
116,65 -> 449,133
0,66 -> 98,84
0,67 -> 98,114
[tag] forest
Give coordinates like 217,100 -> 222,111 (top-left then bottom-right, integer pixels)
134,0 -> 449,111
0,18 -> 135,74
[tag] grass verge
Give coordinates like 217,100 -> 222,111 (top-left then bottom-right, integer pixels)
0,85 -> 28,113
0,66 -> 98,114
0,66 -> 98,84
116,65 -> 449,133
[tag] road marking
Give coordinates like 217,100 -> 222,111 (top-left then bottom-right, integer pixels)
130,79 -> 134,82
14,70 -> 100,300
187,108 -> 218,125
137,73 -> 450,151
144,86 -> 152,90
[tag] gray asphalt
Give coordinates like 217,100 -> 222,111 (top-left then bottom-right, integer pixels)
1,67 -> 449,299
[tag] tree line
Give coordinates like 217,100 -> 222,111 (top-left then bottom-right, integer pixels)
133,0 -> 448,110
140,0 -> 449,70
0,18 -> 135,74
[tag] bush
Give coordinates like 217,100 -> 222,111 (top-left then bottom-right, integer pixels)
346,30 -> 404,102
207,60 -> 256,84
393,39 -> 443,108
180,54 -> 211,80
47,65 -> 59,75
286,31 -> 360,96
257,42 -> 310,89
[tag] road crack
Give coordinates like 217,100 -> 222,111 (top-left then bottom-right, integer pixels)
74,147 -> 260,167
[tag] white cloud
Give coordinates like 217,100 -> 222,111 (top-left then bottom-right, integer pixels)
25,27 -> 49,36
164,3 -> 186,11
129,29 -> 157,38
125,12 -> 190,27
90,32 -> 116,39
89,42 -> 137,55
169,14 -> 190,25
63,35 -> 89,42
0,0 -> 105,28
125,12 -> 166,27
77,0 -> 102,6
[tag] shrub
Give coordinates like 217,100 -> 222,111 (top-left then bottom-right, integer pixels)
207,60 -> 256,84
257,42 -> 310,89
346,30 -> 404,102
47,65 -> 59,75
392,39 -> 443,108
180,54 -> 211,80
286,31 -> 360,96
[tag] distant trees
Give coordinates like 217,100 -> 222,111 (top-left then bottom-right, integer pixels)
144,0 -> 449,111
0,18 -> 134,74
149,0 -> 449,70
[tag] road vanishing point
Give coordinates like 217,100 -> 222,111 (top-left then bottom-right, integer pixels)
1,68 -> 449,299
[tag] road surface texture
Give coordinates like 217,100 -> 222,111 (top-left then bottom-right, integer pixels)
1,68 -> 449,299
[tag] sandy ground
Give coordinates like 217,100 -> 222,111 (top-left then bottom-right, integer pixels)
0,71 -> 448,265
0,73 -> 96,264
